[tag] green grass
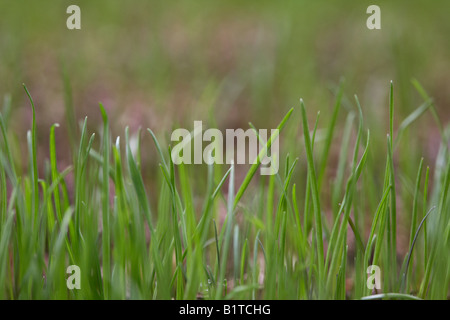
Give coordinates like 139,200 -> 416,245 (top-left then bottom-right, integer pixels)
0,81 -> 448,300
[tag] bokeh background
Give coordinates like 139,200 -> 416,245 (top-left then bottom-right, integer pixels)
1,1 -> 449,141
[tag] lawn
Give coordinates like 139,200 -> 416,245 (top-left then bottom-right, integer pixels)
0,1 -> 448,300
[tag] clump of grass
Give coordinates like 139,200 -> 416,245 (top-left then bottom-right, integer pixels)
0,81 -> 448,300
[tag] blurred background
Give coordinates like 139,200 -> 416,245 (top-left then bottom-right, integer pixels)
0,0 -> 449,208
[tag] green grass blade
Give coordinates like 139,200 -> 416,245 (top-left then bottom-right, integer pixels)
234,108 -> 293,209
